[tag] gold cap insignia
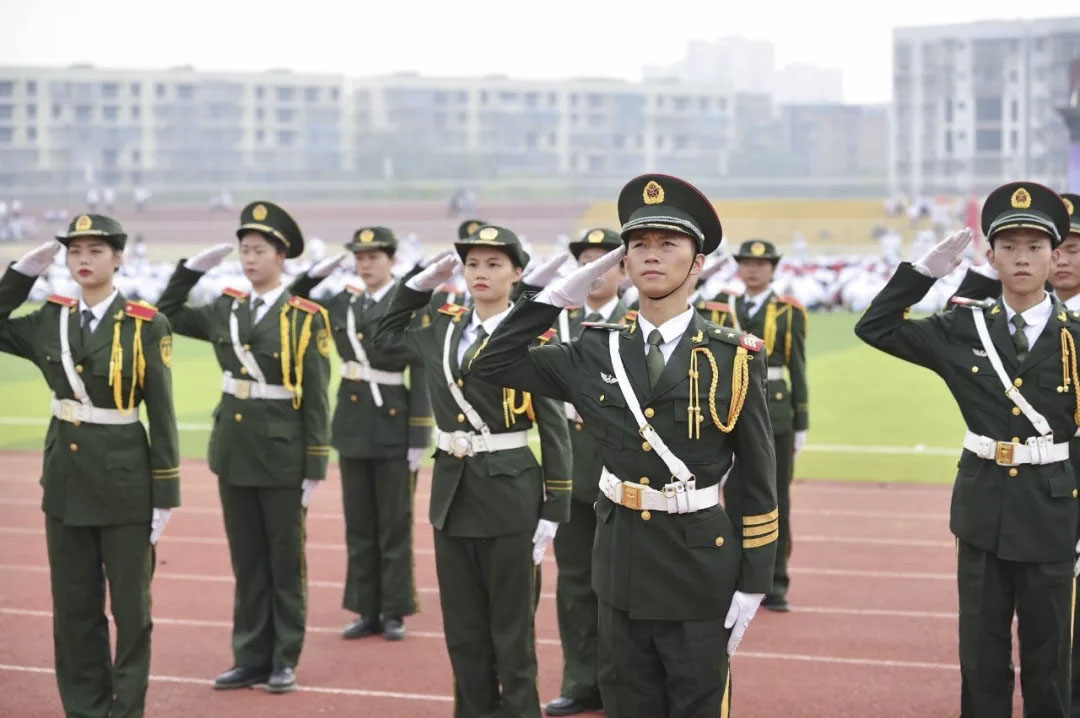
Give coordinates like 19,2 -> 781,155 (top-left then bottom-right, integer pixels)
587,229 -> 604,243
252,204 -> 268,221
359,228 -> 375,243
1011,187 -> 1031,209
1065,198 -> 1075,215
750,241 -> 766,257
74,215 -> 92,232
643,180 -> 664,205
467,222 -> 479,235
478,227 -> 499,241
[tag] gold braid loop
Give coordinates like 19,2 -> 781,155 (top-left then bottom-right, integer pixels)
110,319 -> 125,412
763,302 -> 778,357
109,316 -> 146,415
1062,328 -> 1080,426
692,346 -> 750,434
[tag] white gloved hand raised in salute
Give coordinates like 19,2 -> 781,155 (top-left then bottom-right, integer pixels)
521,252 -> 571,289
913,228 -> 972,279
310,252 -> 350,279
406,254 -> 461,292
537,246 -> 626,308
12,240 -> 63,277
185,243 -> 234,273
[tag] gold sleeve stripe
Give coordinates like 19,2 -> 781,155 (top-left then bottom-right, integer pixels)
544,479 -> 572,485
742,508 -> 779,526
152,474 -> 180,480
151,468 -> 180,474
546,486 -> 571,491
306,448 -> 331,455
743,530 -> 779,549
743,521 -> 779,538
408,417 -> 435,426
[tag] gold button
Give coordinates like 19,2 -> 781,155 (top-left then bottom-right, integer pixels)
243,343 -> 250,350
69,443 -> 78,452
1011,437 -> 1020,443
75,364 -> 84,374
593,502 -> 598,512
234,413 -> 243,422
1009,468 -> 1018,477
72,420 -> 80,427
456,378 -> 464,387
239,367 -> 248,375
1013,378 -> 1023,388
644,407 -> 654,418
775,392 -> 783,400
350,394 -> 358,402
273,352 -> 279,359
356,332 -> 364,340
641,510 -> 651,521
457,413 -> 465,423
45,355 -> 51,361
642,441 -> 652,452
1059,386 -> 1067,393
714,536 -> 725,547
574,422 -> 583,431
1073,489 -> 1078,498
599,394 -> 605,402
1012,407 -> 1021,416
640,477 -> 650,486
971,366 -> 979,373
388,408 -> 398,416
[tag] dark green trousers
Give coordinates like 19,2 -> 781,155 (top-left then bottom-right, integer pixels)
218,481 -> 307,670
1073,576 -> 1080,718
339,456 -> 417,618
554,498 -> 600,703
433,528 -> 540,718
45,517 -> 154,718
597,602 -> 732,718
958,540 -> 1072,718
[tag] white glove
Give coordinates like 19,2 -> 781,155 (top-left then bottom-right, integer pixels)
913,228 -> 971,279
310,252 -> 349,278
537,246 -> 626,308
185,242 -> 234,273
522,252 -> 571,288
150,508 -> 172,545
793,431 -> 808,455
419,248 -> 455,269
301,479 -> 319,508
531,519 -> 559,565
407,447 -> 424,472
406,254 -> 461,292
724,590 -> 765,655
1074,539 -> 1079,578
12,240 -> 62,277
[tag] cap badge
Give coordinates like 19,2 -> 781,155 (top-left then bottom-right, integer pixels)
1011,187 -> 1031,209
359,228 -> 375,243
587,229 -> 604,243
74,215 -> 92,232
750,241 -> 766,257
478,227 -> 499,241
643,180 -> 664,205
466,221 -> 479,235
252,204 -> 268,221
1065,198 -> 1075,216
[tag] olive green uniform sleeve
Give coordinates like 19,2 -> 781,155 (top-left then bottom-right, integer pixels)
301,309 -> 332,480
143,316 -> 181,508
788,305 -> 809,432
156,261 -> 214,340
287,271 -> 322,300
532,389 -> 573,523
0,266 -> 40,359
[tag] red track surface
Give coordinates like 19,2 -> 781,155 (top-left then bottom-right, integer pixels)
0,453 -> 1025,716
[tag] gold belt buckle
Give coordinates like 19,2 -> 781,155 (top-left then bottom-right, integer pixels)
60,402 -> 75,422
995,441 -> 1017,467
235,381 -> 250,400
622,483 -> 643,511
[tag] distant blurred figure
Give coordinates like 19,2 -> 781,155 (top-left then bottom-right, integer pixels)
86,187 -> 99,212
210,190 -> 234,212
134,186 -> 151,212
447,188 -> 476,218
103,187 -> 117,212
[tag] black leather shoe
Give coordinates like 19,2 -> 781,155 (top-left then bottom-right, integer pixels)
545,696 -> 603,716
762,594 -> 791,612
213,665 -> 271,689
265,666 -> 296,694
343,615 -> 383,639
382,616 -> 406,641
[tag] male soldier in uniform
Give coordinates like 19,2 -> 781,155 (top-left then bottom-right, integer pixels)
373,225 -> 572,718
289,226 -> 432,641
473,174 -> 778,717
855,183 -> 1078,716
156,202 -> 331,694
715,239 -> 808,612
545,228 -> 631,716
0,216 -> 179,718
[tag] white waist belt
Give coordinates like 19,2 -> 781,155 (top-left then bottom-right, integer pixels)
436,429 -> 529,459
599,467 -> 720,514
340,361 -> 405,385
767,366 -> 785,381
962,430 -> 1069,467
51,397 -> 140,425
221,375 -> 294,401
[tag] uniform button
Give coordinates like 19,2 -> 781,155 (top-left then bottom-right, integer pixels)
234,413 -> 243,422
457,413 -> 465,423
640,477 -> 650,486
640,510 -> 651,521
388,408 -> 398,416
641,441 -> 652,452
1009,468 -> 1018,477
714,537 -> 725,547
971,366 -> 979,373
644,407 -> 654,418
239,367 -> 248,375
1059,386 -> 1067,393
69,443 -> 78,452
775,392 -> 783,400
1013,378 -> 1023,388
350,394 -> 358,402
1073,489 -> 1078,498
273,352 -> 279,359
1011,407 -> 1021,416
356,332 -> 364,340
72,420 -> 80,427
75,364 -> 84,374
574,422 -> 583,431
456,378 -> 464,387
593,502 -> 598,512
599,394 -> 605,402
243,343 -> 251,351
1011,437 -> 1020,443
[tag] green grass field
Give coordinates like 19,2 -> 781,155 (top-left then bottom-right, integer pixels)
0,310 -> 964,484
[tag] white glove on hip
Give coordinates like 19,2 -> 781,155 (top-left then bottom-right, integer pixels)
531,519 -> 559,565
310,252 -> 350,279
537,246 -> 626,308
406,254 -> 461,292
793,431 -> 808,455
407,447 -> 425,472
13,240 -> 63,277
149,508 -> 172,545
301,479 -> 319,508
913,228 -> 971,279
725,590 -> 765,655
185,243 -> 234,273
522,252 -> 571,288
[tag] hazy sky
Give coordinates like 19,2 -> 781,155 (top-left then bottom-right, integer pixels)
4,0 -> 1078,103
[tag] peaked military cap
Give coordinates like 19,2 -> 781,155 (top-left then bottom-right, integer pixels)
1062,193 -> 1080,237
345,226 -> 397,255
617,174 -> 723,255
733,239 -> 781,263
237,201 -> 304,258
454,224 -> 530,268
569,228 -> 623,260
981,182 -> 1070,247
56,213 -> 127,250
458,218 -> 487,240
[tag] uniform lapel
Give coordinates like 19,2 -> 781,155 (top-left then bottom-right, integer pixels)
81,293 -> 126,358
617,319 -> 650,401
1018,301 -> 1067,372
252,291 -> 288,339
449,308 -> 472,378
987,302 -> 1019,368
649,311 -> 705,400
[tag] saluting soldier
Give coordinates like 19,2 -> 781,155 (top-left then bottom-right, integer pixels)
372,225 -> 572,718
855,183 -> 1079,717
0,215 -> 179,718
711,239 -> 808,612
472,174 -> 778,718
288,225 -> 433,641
544,228 -> 630,717
156,202 -> 331,694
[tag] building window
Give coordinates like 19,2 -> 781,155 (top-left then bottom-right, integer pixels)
131,82 -> 141,97
26,80 -> 36,95
177,85 -> 195,99
975,98 -> 1001,122
277,109 -> 295,123
156,83 -> 166,98
276,87 -> 295,102
975,129 -> 1001,152
132,149 -> 141,164
256,107 -> 265,121
330,87 -> 339,101
1010,100 -> 1019,122
255,85 -> 265,99
132,106 -> 141,120
945,131 -> 953,154
102,105 -> 119,122
52,104 -> 62,119
26,104 -> 36,119
304,86 -> 319,102
0,128 -> 12,143
944,101 -> 953,123
27,127 -> 37,141
1011,130 -> 1019,151
102,83 -> 119,99
74,105 -> 92,122
256,129 -> 264,143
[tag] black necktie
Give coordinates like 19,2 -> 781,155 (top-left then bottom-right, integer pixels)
1011,314 -> 1029,363
585,312 -> 603,323
646,329 -> 665,389
461,326 -> 488,374
78,309 -> 94,347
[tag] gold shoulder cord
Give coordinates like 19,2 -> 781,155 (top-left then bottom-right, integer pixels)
109,316 -> 146,414
688,346 -> 749,439
280,305 -> 325,410
763,302 -> 778,356
501,388 -> 534,427
1060,328 -> 1080,425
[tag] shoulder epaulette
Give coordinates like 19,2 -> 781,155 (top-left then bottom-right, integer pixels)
537,328 -> 557,344
124,301 -> 158,321
709,326 -> 764,353
582,321 -> 630,331
702,300 -> 733,312
622,310 -> 638,322
288,296 -> 322,314
777,295 -> 805,310
950,296 -> 996,310
345,284 -> 366,296
222,287 -> 249,300
437,303 -> 468,317
46,294 -> 78,307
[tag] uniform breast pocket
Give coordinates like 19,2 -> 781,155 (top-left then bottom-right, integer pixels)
1039,371 -> 1076,418
580,380 -> 626,449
